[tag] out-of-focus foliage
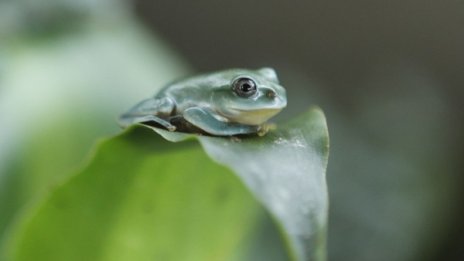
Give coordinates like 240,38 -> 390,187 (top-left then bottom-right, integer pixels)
0,0 -> 188,249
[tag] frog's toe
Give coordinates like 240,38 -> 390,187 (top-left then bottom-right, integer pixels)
257,128 -> 268,137
257,123 -> 275,136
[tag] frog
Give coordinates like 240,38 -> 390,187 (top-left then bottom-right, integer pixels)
119,67 -> 287,136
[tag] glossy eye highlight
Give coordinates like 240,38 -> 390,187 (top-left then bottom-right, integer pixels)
232,77 -> 257,98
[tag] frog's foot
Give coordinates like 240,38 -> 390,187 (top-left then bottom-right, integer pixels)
165,124 -> 177,132
119,114 -> 176,131
257,123 -> 276,136
229,136 -> 242,142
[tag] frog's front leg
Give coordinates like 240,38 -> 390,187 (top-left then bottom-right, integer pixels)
119,98 -> 176,131
183,107 -> 260,136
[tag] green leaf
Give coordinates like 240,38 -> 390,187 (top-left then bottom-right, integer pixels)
4,107 -> 329,261
152,107 -> 329,261
3,129 -> 272,261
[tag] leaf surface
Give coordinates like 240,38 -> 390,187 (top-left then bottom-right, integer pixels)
5,108 -> 329,261
148,107 -> 329,261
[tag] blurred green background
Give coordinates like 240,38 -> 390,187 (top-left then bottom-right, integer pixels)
1,0 -> 463,260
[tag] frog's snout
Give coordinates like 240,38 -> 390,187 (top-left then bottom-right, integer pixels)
272,94 -> 287,109
263,88 -> 286,109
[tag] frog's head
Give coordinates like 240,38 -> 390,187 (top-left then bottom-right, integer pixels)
210,68 -> 287,125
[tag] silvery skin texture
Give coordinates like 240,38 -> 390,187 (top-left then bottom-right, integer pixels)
119,68 -> 287,136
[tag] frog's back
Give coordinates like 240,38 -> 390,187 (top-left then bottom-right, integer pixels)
153,68 -> 271,108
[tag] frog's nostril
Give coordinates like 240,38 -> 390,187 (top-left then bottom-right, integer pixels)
267,90 -> 276,99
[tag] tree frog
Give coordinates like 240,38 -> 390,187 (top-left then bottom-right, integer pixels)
119,68 -> 287,136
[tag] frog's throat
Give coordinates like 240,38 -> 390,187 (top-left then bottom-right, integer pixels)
224,108 -> 282,125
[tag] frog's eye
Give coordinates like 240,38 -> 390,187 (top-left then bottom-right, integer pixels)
232,77 -> 257,98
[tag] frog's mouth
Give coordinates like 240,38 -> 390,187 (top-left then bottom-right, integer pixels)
227,108 -> 282,125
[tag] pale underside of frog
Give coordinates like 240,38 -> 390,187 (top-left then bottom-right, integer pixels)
119,68 -> 287,136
